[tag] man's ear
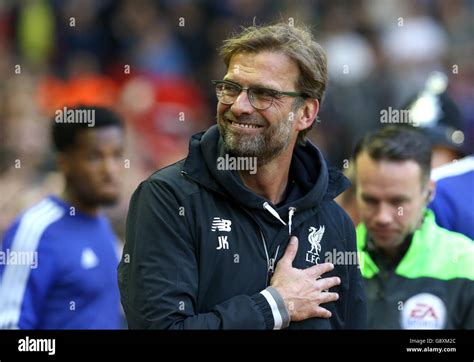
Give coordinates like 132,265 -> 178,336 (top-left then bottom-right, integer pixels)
295,98 -> 319,133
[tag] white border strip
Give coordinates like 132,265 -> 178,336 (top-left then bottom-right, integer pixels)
260,289 -> 283,330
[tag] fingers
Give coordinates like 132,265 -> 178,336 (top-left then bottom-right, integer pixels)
315,276 -> 341,292
303,262 -> 334,278
289,293 -> 339,321
316,291 -> 339,304
313,306 -> 332,319
280,236 -> 299,266
309,295 -> 338,319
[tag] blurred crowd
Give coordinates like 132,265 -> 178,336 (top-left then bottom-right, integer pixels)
1,0 -> 473,239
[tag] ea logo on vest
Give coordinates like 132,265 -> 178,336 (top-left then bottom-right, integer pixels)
401,293 -> 447,329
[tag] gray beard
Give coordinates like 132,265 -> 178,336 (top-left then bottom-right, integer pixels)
217,113 -> 293,167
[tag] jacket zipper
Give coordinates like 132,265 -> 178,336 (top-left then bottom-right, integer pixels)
180,171 -> 294,287
260,230 -> 280,286
260,203 -> 296,285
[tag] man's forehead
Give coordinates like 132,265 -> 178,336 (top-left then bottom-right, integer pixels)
226,51 -> 299,88
356,152 -> 422,175
75,127 -> 124,148
355,152 -> 423,190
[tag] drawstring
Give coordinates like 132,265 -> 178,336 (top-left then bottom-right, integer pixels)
288,207 -> 296,234
262,202 -> 297,235
263,202 -> 286,226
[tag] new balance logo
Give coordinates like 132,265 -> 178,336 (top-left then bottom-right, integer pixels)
211,217 -> 232,232
217,236 -> 229,250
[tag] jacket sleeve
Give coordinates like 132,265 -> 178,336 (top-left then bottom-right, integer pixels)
0,219 -> 57,329
344,216 -> 368,329
118,179 -> 280,329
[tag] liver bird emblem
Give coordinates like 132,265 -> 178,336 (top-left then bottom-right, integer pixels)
308,226 -> 325,255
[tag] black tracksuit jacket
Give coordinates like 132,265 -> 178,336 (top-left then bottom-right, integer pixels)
118,125 -> 367,329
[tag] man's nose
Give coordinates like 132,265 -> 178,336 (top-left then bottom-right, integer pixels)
374,203 -> 394,225
102,157 -> 121,178
230,90 -> 254,116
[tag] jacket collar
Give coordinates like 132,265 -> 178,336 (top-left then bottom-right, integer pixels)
183,125 -> 350,212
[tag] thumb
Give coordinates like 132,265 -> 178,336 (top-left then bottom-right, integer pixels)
281,236 -> 298,266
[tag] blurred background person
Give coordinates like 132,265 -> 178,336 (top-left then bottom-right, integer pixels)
353,126 -> 473,329
337,71 -> 470,228
401,72 -> 474,239
0,106 -> 125,329
429,154 -> 474,239
404,71 -> 467,168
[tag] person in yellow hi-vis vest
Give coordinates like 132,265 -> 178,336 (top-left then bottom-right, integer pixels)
353,126 -> 473,329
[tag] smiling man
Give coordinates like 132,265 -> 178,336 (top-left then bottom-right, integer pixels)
354,126 -> 474,329
119,23 -> 366,329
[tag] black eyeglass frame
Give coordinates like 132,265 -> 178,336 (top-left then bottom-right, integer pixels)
211,79 -> 307,110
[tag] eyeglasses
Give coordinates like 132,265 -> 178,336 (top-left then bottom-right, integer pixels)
211,80 -> 305,110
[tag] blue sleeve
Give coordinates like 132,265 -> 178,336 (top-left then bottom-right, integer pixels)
429,183 -> 456,231
0,218 -> 57,329
429,175 -> 474,239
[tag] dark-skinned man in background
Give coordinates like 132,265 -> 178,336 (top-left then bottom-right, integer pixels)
0,105 -> 125,329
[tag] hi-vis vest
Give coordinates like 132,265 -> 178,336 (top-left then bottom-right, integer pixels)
357,209 -> 474,329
